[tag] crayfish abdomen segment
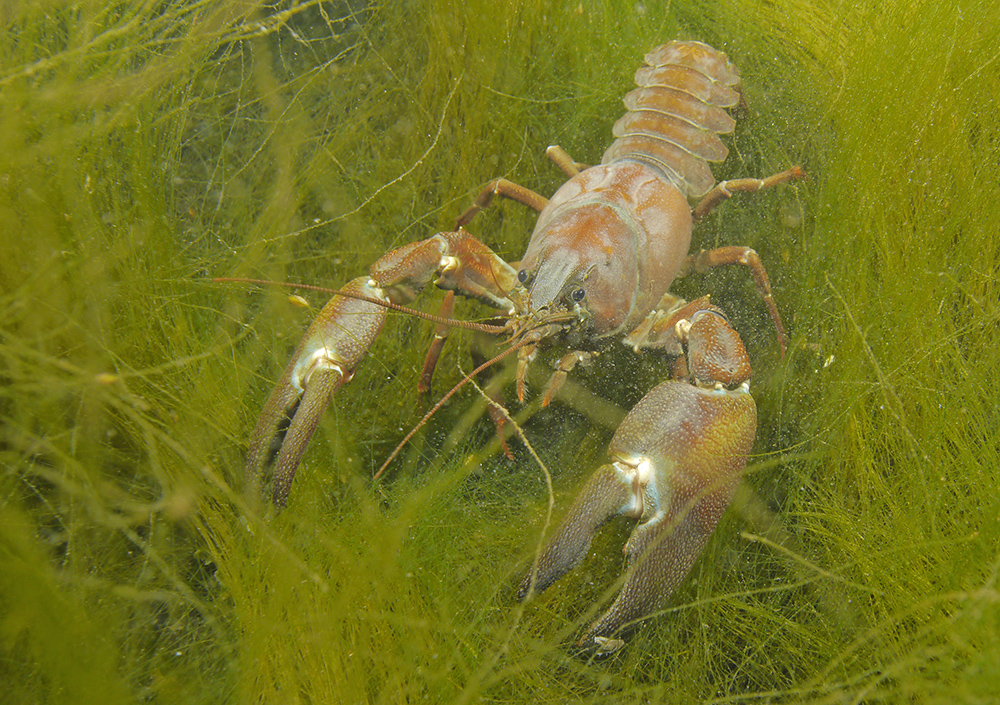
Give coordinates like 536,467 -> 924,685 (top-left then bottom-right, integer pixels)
603,40 -> 742,199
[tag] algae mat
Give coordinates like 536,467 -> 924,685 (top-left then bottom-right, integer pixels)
2,1 -> 998,702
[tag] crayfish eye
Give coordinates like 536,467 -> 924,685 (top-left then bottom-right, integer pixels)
570,286 -> 586,302
517,269 -> 531,285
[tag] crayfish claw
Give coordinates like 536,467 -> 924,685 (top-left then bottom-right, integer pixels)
520,300 -> 757,651
267,366 -> 343,507
517,463 -> 635,601
245,277 -> 387,507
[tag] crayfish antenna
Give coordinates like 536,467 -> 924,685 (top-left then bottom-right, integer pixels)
213,276 -> 508,335
373,338 -> 533,480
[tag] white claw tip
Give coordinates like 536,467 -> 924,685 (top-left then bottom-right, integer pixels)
636,457 -> 653,485
590,636 -> 626,656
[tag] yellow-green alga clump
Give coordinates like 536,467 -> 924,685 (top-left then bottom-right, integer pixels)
1,0 -> 998,702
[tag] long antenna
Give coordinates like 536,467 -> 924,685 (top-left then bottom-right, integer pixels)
214,277 -> 508,335
373,338 -> 533,480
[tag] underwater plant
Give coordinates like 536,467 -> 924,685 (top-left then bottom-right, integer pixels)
1,0 -> 998,702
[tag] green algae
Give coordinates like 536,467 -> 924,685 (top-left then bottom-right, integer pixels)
2,0 -> 999,702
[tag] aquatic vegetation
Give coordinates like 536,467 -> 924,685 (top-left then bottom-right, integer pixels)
1,0 -> 998,702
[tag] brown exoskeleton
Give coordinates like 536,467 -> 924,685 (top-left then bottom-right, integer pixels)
241,41 -> 803,653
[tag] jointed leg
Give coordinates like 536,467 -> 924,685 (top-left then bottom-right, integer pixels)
455,178 -> 549,229
693,166 -> 805,223
542,350 -> 595,407
454,145 -> 593,229
679,246 -> 787,354
546,145 -> 589,178
417,291 -> 456,400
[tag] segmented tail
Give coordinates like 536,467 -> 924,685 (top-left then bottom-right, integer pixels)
602,41 -> 741,199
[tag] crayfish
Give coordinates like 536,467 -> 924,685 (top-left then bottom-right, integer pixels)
241,40 -> 803,654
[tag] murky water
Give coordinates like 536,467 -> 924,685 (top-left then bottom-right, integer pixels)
2,1 -> 998,702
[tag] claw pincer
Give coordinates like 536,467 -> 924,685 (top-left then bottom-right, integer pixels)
245,277 -> 387,507
245,231 -> 517,506
518,302 -> 756,654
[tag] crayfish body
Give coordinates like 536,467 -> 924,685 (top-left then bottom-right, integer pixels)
517,160 -> 693,339
241,40 -> 802,654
